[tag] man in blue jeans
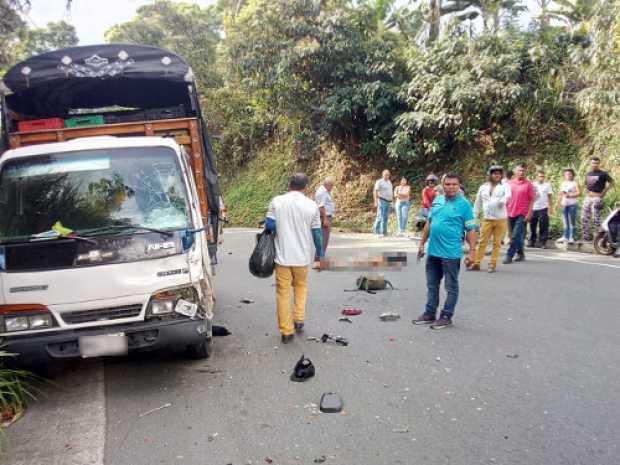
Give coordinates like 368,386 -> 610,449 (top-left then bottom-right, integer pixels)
373,169 -> 393,237
413,173 -> 478,329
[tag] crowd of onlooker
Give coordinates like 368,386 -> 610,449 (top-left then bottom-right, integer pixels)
261,158 -> 617,340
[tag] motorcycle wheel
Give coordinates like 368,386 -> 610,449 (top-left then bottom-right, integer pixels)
593,231 -> 616,255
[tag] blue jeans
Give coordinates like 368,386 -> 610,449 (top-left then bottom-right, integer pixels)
424,255 -> 461,319
507,215 -> 526,258
373,199 -> 390,235
562,205 -> 578,241
395,201 -> 411,233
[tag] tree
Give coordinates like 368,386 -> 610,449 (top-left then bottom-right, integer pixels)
0,0 -> 27,71
21,21 -> 78,56
105,0 -> 222,88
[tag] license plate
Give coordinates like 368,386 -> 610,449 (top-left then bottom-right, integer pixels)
79,333 -> 128,358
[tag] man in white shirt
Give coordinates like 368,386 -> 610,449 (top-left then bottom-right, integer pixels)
315,176 -> 336,257
266,173 -> 324,343
373,169 -> 393,237
529,170 -> 553,248
471,165 -> 511,272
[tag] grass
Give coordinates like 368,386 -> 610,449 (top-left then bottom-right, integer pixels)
222,142 -> 293,227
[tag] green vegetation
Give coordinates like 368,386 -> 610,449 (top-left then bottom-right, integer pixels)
1,0 -> 618,229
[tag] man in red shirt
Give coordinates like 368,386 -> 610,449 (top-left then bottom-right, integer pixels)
421,173 -> 439,215
503,164 -> 536,264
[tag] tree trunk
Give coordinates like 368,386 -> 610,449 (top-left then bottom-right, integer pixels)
428,0 -> 441,44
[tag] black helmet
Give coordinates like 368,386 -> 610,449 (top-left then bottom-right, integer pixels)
290,355 -> 315,382
487,165 -> 504,175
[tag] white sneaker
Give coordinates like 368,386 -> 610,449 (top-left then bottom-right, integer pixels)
556,237 -> 566,244
568,239 -> 575,245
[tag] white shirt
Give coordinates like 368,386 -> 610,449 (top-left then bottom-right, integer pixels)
267,191 -> 321,267
315,184 -> 336,216
374,179 -> 393,201
474,182 -> 511,220
560,180 -> 579,207
533,181 -> 553,210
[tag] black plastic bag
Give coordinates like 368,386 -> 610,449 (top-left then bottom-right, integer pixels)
249,229 -> 276,278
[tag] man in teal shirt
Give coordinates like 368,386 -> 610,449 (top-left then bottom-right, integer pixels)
414,173 -> 478,329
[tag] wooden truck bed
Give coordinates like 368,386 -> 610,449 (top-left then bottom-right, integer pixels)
8,117 -> 211,223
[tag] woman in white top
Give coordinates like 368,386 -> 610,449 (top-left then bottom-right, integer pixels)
394,177 -> 412,236
557,168 -> 581,244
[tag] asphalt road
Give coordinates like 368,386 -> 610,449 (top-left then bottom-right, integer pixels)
4,229 -> 620,465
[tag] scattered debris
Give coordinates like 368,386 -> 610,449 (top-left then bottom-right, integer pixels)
506,354 -> 519,359
265,458 -> 273,464
320,392 -> 343,413
314,456 -> 327,463
379,312 -> 401,321
290,355 -> 315,382
435,357 -> 441,362
240,298 -> 255,304
139,403 -> 172,418
321,333 -> 348,346
306,336 -> 320,342
213,325 -> 231,336
392,428 -> 410,433
338,317 -> 353,323
304,403 -> 320,416
341,307 -> 362,316
207,433 -> 218,442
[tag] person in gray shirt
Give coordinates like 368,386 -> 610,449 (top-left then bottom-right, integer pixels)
373,169 -> 393,237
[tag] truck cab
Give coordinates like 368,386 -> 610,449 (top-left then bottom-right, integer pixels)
0,44 -> 221,363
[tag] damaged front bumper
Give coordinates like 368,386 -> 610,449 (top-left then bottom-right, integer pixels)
0,318 -> 210,365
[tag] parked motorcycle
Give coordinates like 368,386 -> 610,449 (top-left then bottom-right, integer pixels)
593,205 -> 620,256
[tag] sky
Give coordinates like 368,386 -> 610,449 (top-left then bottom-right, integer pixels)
26,0 -> 541,46
26,0 -> 216,45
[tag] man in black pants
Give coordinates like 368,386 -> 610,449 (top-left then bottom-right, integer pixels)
529,170 -> 553,248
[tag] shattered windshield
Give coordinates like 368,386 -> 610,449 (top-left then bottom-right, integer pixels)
0,146 -> 191,242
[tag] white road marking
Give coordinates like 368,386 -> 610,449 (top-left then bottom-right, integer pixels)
519,253 -> 620,270
2,361 -> 105,465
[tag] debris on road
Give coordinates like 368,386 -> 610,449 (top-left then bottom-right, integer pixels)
392,427 -> 410,433
265,458 -> 273,464
139,402 -> 172,418
321,333 -> 348,346
314,456 -> 327,463
320,392 -> 343,413
435,357 -> 441,362
506,354 -> 519,359
338,317 -> 353,323
379,312 -> 401,321
240,298 -> 255,304
290,355 -> 315,382
207,433 -> 218,442
341,307 -> 362,316
213,325 -> 231,336
306,336 -> 320,342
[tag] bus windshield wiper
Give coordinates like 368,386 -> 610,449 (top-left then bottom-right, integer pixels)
81,224 -> 173,238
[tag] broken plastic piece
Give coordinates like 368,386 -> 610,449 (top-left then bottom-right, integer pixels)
341,308 -> 362,316
319,392 -> 343,413
290,354 -> 315,382
338,317 -> 353,323
379,312 -> 401,321
321,334 -> 348,346
240,298 -> 255,304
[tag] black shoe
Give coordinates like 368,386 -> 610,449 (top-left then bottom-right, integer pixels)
502,256 -> 512,265
514,253 -> 525,262
413,313 -> 436,325
281,334 -> 294,344
294,322 -> 305,334
430,317 -> 453,330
